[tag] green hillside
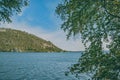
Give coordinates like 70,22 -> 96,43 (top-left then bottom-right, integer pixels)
0,28 -> 63,52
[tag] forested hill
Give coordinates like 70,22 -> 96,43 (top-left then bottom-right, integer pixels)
0,28 -> 63,52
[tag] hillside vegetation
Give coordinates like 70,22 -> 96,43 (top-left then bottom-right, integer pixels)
0,28 -> 63,52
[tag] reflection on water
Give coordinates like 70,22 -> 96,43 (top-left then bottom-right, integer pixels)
0,52 -> 81,80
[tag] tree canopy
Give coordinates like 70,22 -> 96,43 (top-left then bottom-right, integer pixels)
0,0 -> 28,23
56,0 -> 120,79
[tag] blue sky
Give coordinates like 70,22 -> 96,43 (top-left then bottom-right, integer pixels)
16,0 -> 61,31
0,0 -> 85,51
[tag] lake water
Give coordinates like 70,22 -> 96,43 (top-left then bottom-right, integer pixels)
0,52 -> 82,80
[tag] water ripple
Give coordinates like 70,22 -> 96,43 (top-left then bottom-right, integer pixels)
0,52 -> 81,80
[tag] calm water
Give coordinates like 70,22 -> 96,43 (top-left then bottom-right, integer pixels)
0,52 -> 81,80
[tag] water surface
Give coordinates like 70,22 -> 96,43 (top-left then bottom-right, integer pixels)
0,52 -> 81,80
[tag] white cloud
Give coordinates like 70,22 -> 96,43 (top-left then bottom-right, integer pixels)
18,6 -> 29,16
0,22 -> 85,51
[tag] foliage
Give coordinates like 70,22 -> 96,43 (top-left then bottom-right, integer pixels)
0,28 -> 62,52
56,0 -> 120,79
0,0 -> 28,23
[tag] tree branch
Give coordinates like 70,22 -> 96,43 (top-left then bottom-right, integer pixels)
103,0 -> 120,19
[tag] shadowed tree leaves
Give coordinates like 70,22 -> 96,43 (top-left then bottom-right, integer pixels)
56,0 -> 120,79
0,0 -> 29,23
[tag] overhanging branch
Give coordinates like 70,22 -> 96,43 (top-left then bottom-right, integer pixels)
103,0 -> 120,19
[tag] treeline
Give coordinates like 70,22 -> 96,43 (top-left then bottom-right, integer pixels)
0,28 -> 63,52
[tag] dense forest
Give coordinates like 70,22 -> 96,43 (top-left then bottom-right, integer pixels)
0,28 -> 63,52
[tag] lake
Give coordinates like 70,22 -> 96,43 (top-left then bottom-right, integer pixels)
0,52 -> 82,80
